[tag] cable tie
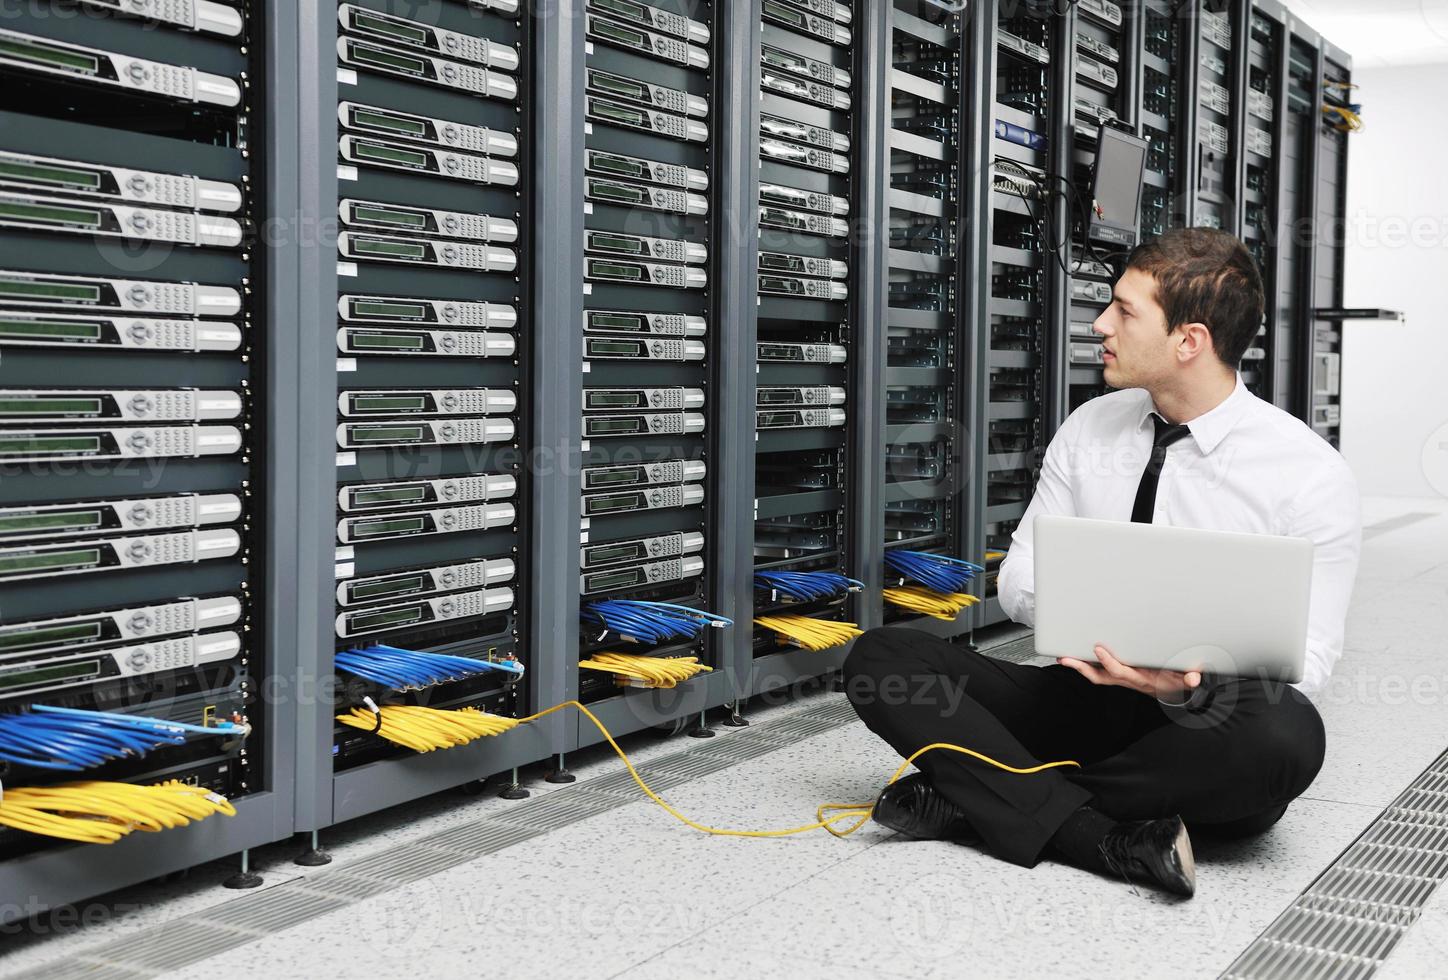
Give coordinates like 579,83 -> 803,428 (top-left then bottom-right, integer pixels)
362,696 -> 384,734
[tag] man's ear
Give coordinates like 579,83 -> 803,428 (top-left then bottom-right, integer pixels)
1174,321 -> 1213,363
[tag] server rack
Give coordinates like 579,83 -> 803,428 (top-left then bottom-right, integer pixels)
1241,1 -> 1287,407
571,0 -> 739,743
880,1 -> 969,639
1062,0 -> 1132,414
0,0 -> 294,914
1139,0 -> 1188,242
1305,40 -> 1350,446
747,0 -> 890,682
965,0 -> 1062,627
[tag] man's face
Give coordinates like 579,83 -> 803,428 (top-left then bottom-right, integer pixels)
1093,267 -> 1178,389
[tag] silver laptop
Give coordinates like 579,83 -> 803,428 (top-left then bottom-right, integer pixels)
1032,515 -> 1315,682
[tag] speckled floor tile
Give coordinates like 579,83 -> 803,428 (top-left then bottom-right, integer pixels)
617,939 -> 915,980
648,797 -> 1372,980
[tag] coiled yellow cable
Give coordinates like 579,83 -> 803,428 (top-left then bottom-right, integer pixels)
984,550 -> 1006,561
884,586 -> 979,621
580,652 -> 713,689
513,701 -> 1082,839
0,780 -> 236,844
753,614 -> 864,651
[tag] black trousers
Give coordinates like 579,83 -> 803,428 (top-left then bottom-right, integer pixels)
843,627 -> 1327,867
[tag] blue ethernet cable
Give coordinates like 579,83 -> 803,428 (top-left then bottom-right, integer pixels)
754,570 -> 863,603
0,707 -> 245,772
580,599 -> 732,645
884,550 -> 985,594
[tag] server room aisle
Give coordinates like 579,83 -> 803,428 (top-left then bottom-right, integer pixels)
3,495 -> 1446,980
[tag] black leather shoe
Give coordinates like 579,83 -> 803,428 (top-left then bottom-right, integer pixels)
872,773 -> 980,843
1097,814 -> 1196,898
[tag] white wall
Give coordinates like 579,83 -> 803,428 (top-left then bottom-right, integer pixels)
1339,63 -> 1448,499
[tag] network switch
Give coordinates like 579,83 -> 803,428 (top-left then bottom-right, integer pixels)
0,192 -> 243,247
584,336 -> 706,361
0,312 -> 241,353
336,418 -> 514,450
582,460 -> 706,491
337,327 -> 516,359
0,426 -> 241,463
584,310 -> 707,337
0,270 -> 241,317
336,558 -> 516,607
337,502 -> 516,545
0,595 -> 242,658
339,295 -> 517,330
0,150 -> 242,212
337,233 -> 517,272
337,37 -> 518,100
339,201 -> 519,241
335,587 -> 514,639
338,136 -> 519,185
339,475 -> 516,513
336,389 -> 516,417
582,483 -> 704,518
586,258 -> 707,290
581,531 -> 704,569
0,493 -> 240,542
585,149 -> 709,191
586,230 -> 708,265
762,43 -> 851,90
0,528 -> 240,583
338,102 -> 519,157
0,29 -> 241,106
0,631 -> 242,701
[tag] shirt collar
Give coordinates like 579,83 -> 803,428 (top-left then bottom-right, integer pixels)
1135,374 -> 1252,455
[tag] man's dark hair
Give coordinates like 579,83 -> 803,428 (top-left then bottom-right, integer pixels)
1124,228 -> 1265,367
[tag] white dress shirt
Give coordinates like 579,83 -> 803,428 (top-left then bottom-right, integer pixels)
998,375 -> 1361,697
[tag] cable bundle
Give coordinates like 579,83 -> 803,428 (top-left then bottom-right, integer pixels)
754,570 -> 862,604
0,780 -> 236,844
753,615 -> 863,651
884,586 -> 980,621
883,549 -> 984,595
1322,81 -> 1363,133
335,644 -> 523,691
984,549 -> 1006,562
579,652 -> 713,689
335,703 -> 519,753
1321,103 -> 1363,133
581,599 -> 732,645
0,705 -> 247,772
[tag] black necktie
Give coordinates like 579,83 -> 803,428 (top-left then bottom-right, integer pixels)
1131,414 -> 1192,523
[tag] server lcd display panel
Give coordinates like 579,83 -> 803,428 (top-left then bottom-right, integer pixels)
1088,126 -> 1148,246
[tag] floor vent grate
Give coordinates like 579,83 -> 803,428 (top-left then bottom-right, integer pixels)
1222,748 -> 1448,979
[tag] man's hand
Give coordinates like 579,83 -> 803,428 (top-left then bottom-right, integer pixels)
1058,645 -> 1201,701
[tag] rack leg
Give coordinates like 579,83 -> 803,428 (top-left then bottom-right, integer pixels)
499,766 -> 530,800
294,830 -> 331,867
223,849 -> 264,889
545,753 -> 576,783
